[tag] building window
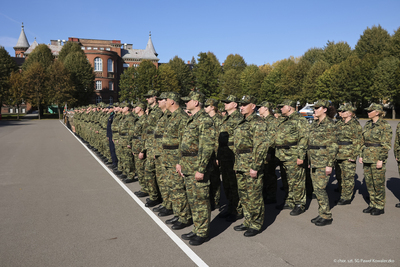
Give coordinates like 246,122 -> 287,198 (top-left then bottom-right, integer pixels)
96,96 -> 102,104
109,81 -> 114,91
109,96 -> 114,104
123,63 -> 129,68
107,59 -> 113,72
106,48 -> 110,51
94,58 -> 102,71
81,47 -> 85,50
87,47 -> 92,50
9,108 -> 13,113
100,47 -> 104,50
22,108 -> 26,113
93,47 -> 98,50
96,80 -> 102,90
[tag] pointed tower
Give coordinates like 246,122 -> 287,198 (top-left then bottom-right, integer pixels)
13,23 -> 30,58
145,31 -> 158,57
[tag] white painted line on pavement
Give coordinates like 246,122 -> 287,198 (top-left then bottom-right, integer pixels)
60,120 -> 208,267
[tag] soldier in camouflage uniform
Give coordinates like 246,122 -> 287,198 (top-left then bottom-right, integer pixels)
204,98 -> 222,210
359,103 -> 392,215
140,90 -> 163,207
232,95 -> 270,237
111,104 -> 124,174
218,95 -> 244,222
162,92 -> 190,226
308,100 -> 338,226
107,105 -> 118,168
177,91 -> 215,246
118,103 -> 136,180
335,103 -> 362,205
258,101 -> 278,204
274,99 -> 309,216
151,92 -> 172,216
394,122 -> 400,208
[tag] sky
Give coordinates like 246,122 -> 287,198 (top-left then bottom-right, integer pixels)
1,0 -> 400,66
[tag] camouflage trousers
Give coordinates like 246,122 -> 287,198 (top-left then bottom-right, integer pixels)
144,155 -> 160,201
220,159 -> 241,215
363,163 -> 386,210
133,153 -> 146,192
184,174 -> 211,238
166,167 -> 191,224
155,156 -> 171,210
311,168 -> 332,220
263,159 -> 277,202
207,162 -> 221,209
280,161 -> 306,208
335,160 -> 356,200
236,170 -> 264,231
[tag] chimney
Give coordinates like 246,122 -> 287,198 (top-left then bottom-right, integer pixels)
188,61 -> 190,64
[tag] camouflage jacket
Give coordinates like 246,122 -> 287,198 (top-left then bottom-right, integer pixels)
111,112 -> 123,140
129,113 -> 147,154
274,111 -> 309,162
335,118 -> 362,160
179,109 -> 215,175
118,113 -> 135,146
210,113 -> 222,156
162,108 -> 188,168
361,118 -> 392,163
153,110 -> 171,156
233,112 -> 270,172
308,117 -> 338,168
142,105 -> 163,155
217,109 -> 243,159
394,122 -> 400,160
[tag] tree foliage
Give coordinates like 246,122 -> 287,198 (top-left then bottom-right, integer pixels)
223,54 -> 247,73
158,64 -> 179,93
239,64 -> 265,100
8,71 -> 24,119
22,44 -> 53,71
168,56 -> 194,95
323,41 -> 352,66
58,42 -> 85,62
355,25 -> 391,59
193,52 -> 221,98
135,60 -> 158,98
370,56 -> 400,104
300,47 -> 325,66
119,66 -> 137,103
0,46 -> 18,113
219,69 -> 242,99
23,62 -> 48,119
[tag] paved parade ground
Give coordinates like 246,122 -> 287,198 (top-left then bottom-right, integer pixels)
1,119 -> 400,267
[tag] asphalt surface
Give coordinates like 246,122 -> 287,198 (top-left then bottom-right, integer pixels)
0,119 -> 399,267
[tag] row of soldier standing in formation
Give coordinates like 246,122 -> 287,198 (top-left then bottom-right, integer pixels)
65,90 -> 400,246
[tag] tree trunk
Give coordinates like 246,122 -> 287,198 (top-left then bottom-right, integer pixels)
58,103 -> 61,120
16,104 -> 20,120
393,105 -> 396,120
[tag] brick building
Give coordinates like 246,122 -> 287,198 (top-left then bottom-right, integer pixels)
9,24 -> 159,110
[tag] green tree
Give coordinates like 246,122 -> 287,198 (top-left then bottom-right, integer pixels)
58,42 -> 83,62
278,60 -> 312,103
388,27 -> 400,59
135,60 -> 158,98
168,56 -> 194,95
8,71 -> 24,119
23,62 -> 48,120
355,25 -> 390,60
259,64 -> 273,76
22,44 -> 53,71
63,51 -> 95,106
47,60 -> 76,119
158,64 -> 179,93
300,47 -> 325,65
223,54 -> 247,73
0,46 -> 18,115
301,60 -> 330,103
358,53 -> 382,105
119,66 -> 137,103
315,64 -> 340,101
193,52 -> 221,98
219,68 -> 242,99
239,64 -> 265,100
370,56 -> 400,118
323,41 -> 352,66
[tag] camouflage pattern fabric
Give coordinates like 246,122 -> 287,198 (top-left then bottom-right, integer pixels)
129,113 -> 147,190
394,122 -> 400,174
179,110 -> 216,237
209,113 -> 222,209
311,168 -> 332,219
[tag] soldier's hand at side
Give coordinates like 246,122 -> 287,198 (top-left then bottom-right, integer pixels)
250,169 -> 258,178
176,164 -> 184,177
376,160 -> 383,169
359,157 -> 363,164
348,159 -> 355,162
297,159 -> 303,165
326,166 -> 332,176
127,145 -> 131,149
195,172 -> 204,181
139,152 -> 144,159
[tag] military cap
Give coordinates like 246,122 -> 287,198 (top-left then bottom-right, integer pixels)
205,98 -> 218,107
220,95 -> 239,103
365,103 -> 383,112
166,92 -> 181,102
338,103 -> 356,112
113,102 -> 120,107
143,89 -> 159,98
157,92 -> 168,100
120,102 -> 133,108
278,99 -> 296,107
239,95 -> 258,105
258,101 -> 273,109
135,101 -> 147,110
181,91 -> 205,103
313,99 -> 330,109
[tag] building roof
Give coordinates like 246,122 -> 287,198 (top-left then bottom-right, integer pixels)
24,38 -> 38,55
14,23 -> 29,49
121,32 -> 159,61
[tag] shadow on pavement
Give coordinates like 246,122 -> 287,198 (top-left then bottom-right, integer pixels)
387,177 -> 400,202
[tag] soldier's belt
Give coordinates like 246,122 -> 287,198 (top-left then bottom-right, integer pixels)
163,145 -> 179,150
155,134 -> 163,139
308,146 -> 327,149
227,142 -> 234,146
338,141 -> 352,145
365,143 -> 381,147
132,136 -> 142,140
237,148 -> 253,154
112,131 -> 118,133
147,130 -> 154,134
276,142 -> 297,149
120,133 -> 128,136
182,152 -> 198,157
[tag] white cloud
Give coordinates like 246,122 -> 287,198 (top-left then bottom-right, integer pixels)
0,36 -> 17,48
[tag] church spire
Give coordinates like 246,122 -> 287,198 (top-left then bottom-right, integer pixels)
145,31 -> 158,57
14,23 -> 30,49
